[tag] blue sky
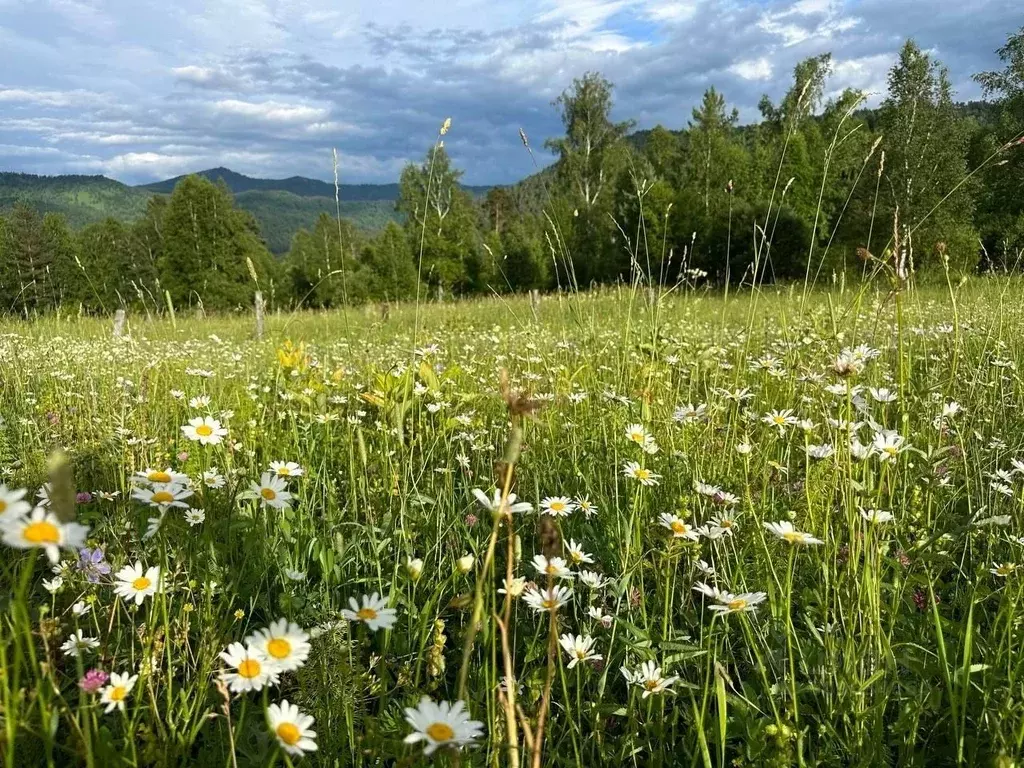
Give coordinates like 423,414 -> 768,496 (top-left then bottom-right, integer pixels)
0,0 -> 1019,185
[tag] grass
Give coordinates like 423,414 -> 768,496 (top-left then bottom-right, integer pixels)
1,277 -> 1024,767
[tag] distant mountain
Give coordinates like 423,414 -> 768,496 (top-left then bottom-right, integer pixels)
138,166 -> 493,202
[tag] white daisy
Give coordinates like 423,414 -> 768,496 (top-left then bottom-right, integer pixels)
246,619 -> 310,672
341,593 -> 397,632
2,507 -> 89,563
219,643 -> 280,692
267,700 -> 318,756
764,521 -> 823,546
403,697 -> 484,756
181,416 -> 227,445
100,672 -> 139,713
559,634 -> 602,668
241,473 -> 293,510
113,561 -> 163,605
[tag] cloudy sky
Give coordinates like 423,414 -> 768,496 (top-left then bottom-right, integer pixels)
0,0 -> 1018,185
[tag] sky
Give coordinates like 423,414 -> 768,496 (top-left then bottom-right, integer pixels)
0,0 -> 1019,186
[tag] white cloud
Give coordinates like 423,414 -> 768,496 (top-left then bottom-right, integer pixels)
211,99 -> 330,123
730,57 -> 774,81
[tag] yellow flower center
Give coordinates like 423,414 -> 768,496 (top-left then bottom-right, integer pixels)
630,432 -> 644,442
720,520 -> 734,529
426,722 -> 455,742
195,425 -> 213,437
261,488 -> 277,501
773,416 -> 786,425
149,471 -> 171,483
237,658 -> 261,678
23,520 -> 60,544
546,564 -> 558,574
541,598 -> 557,610
782,532 -> 804,544
727,599 -> 747,611
996,565 -> 1013,576
635,469 -> 651,480
109,686 -> 127,702
0,500 -> 6,513
132,576 -> 151,591
266,638 -> 291,659
277,468 -> 291,476
151,491 -> 174,504
644,679 -> 660,691
550,502 -> 564,512
276,722 -> 301,745
357,607 -> 378,621
670,520 -> 687,535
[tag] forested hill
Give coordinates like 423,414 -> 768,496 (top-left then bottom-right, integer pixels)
0,167 -> 493,254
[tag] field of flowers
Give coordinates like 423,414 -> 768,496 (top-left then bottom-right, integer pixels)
1,280 -> 1023,767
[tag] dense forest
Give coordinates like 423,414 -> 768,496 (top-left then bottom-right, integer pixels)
1,31 -> 1023,315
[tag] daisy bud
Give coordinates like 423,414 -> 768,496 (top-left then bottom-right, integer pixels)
407,558 -> 424,581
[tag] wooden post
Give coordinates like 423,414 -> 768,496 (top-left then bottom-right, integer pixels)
254,291 -> 265,339
112,309 -> 126,338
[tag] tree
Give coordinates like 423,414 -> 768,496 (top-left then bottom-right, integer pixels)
877,40 -> 977,274
157,176 -> 278,311
285,213 -> 362,307
397,145 -> 481,293
546,72 -> 634,210
688,88 -> 742,215
361,221 -> 419,301
974,26 -> 1024,264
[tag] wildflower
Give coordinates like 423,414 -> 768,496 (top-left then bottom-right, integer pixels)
622,461 -> 660,486
76,547 -> 110,583
990,563 -> 1016,578
241,473 -> 293,510
457,554 -> 475,574
202,470 -> 226,489
565,539 -> 594,566
219,643 -> 279,692
284,569 -> 306,582
625,423 -> 659,454
763,409 -> 798,432
246,619 -> 310,672
403,697 -> 484,756
79,669 -> 109,693
973,514 -> 1012,527
736,442 -> 753,455
559,634 -> 602,668
267,700 -> 318,756
61,632 -> 100,658
181,416 -> 227,445
807,444 -> 834,459
695,583 -> 768,615
658,513 -> 699,540
587,605 -> 614,627
522,585 -> 573,613
114,562 -> 163,605
532,555 -> 573,580
577,570 -> 608,589
498,577 -> 527,597
860,508 -> 894,524
269,461 -> 304,478
0,485 -> 31,521
764,521 -> 823,546
575,497 -> 598,518
869,387 -> 898,403
43,576 -> 63,594
2,507 -> 88,563
406,557 -> 424,581
131,483 -> 193,509
622,660 -> 678,698
185,509 -> 206,526
341,593 -> 397,632
540,496 -> 576,517
72,601 -> 90,616
100,672 -> 139,713
135,468 -> 189,486
871,430 -> 909,462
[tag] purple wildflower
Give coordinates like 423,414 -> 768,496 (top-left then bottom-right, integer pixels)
76,548 -> 111,584
76,492 -> 93,505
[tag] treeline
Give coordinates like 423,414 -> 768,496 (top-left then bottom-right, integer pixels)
1,31 -> 1023,315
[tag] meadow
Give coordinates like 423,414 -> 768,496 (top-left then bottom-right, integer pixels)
1,277 -> 1024,767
